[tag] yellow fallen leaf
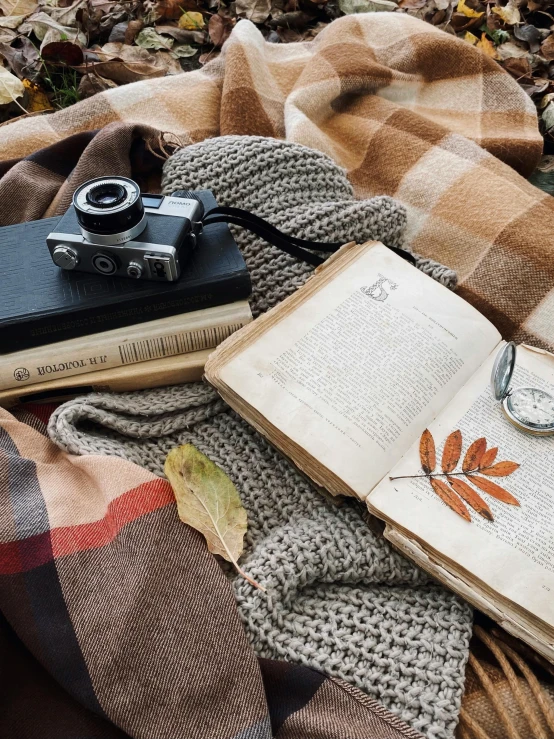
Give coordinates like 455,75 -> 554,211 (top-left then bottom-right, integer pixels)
178,11 -> 205,29
464,31 -> 479,45
165,444 -> 265,591
0,0 -> 37,15
22,78 -> 52,112
0,65 -> 25,107
478,33 -> 499,58
492,0 -> 520,25
540,92 -> 554,110
457,0 -> 483,18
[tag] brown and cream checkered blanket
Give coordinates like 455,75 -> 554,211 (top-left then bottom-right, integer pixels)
0,12 -> 552,350
2,11 -> 554,739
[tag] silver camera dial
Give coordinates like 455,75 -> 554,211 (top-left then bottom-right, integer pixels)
52,244 -> 79,270
127,261 -> 143,279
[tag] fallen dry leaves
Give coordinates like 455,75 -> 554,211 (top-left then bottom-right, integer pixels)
1,0 -> 554,136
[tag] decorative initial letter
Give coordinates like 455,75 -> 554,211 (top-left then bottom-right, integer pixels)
360,273 -> 398,302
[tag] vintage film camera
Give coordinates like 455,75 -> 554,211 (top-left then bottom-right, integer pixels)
47,176 -> 417,285
47,177 -> 204,282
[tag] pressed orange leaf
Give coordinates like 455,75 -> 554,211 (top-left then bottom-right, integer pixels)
430,478 -> 471,521
479,447 -> 498,469
419,429 -> 436,474
441,430 -> 462,473
447,476 -> 493,521
468,475 -> 520,506
462,437 -> 487,472
480,461 -> 520,477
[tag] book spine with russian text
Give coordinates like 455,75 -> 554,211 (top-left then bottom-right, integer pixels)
0,302 -> 251,392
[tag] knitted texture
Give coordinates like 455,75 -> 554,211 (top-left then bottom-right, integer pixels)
162,136 -> 457,316
48,136 -> 469,739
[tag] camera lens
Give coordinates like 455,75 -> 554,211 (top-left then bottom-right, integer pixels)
92,253 -> 118,275
86,183 -> 127,209
73,177 -> 146,246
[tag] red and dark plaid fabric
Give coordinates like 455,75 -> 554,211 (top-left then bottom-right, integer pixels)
0,405 -> 423,739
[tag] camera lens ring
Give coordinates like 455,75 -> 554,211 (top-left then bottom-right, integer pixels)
86,182 -> 127,209
73,177 -> 146,245
92,252 -> 118,275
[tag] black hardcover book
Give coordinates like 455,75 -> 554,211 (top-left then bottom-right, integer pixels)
0,191 -> 251,353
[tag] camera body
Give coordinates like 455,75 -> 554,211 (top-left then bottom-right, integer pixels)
46,177 -> 204,282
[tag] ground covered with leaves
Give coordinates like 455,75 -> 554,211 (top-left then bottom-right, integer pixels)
1,0 -> 554,155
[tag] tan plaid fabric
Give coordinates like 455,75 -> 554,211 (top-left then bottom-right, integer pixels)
0,13 -> 549,349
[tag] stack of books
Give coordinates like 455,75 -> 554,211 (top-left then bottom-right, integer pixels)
0,207 -> 252,408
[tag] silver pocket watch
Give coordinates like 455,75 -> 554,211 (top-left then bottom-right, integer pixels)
491,342 -> 554,436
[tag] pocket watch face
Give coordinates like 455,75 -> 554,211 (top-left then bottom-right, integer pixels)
506,387 -> 554,429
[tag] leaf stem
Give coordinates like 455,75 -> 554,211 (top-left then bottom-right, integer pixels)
234,565 -> 267,593
389,471 -> 478,481
192,476 -> 267,593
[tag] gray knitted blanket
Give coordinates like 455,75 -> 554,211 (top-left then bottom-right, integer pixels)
48,136 -> 471,739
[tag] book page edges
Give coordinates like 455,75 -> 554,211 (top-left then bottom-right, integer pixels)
206,381 -> 358,498
0,349 -> 211,408
205,241 -> 373,499
381,523 -> 554,663
3,301 -> 252,366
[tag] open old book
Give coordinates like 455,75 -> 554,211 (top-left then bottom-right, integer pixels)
205,241 -> 554,663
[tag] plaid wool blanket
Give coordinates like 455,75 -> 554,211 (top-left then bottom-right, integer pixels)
0,12 -> 552,351
0,405 -> 425,739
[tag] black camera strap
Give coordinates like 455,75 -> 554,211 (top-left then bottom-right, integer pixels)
201,205 -> 416,267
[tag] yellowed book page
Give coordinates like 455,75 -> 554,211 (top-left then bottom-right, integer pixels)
369,344 -> 554,630
218,243 -> 500,498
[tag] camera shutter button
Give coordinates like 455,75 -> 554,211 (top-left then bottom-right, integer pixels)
52,245 -> 79,270
127,261 -> 143,279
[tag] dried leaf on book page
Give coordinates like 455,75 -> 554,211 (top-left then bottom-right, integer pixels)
468,475 -> 520,506
441,429 -> 462,473
430,478 -> 471,521
462,437 -> 486,472
479,446 -> 498,469
479,461 -> 520,477
394,431 -> 521,523
447,476 -> 493,521
165,444 -> 265,591
419,428 -> 436,474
